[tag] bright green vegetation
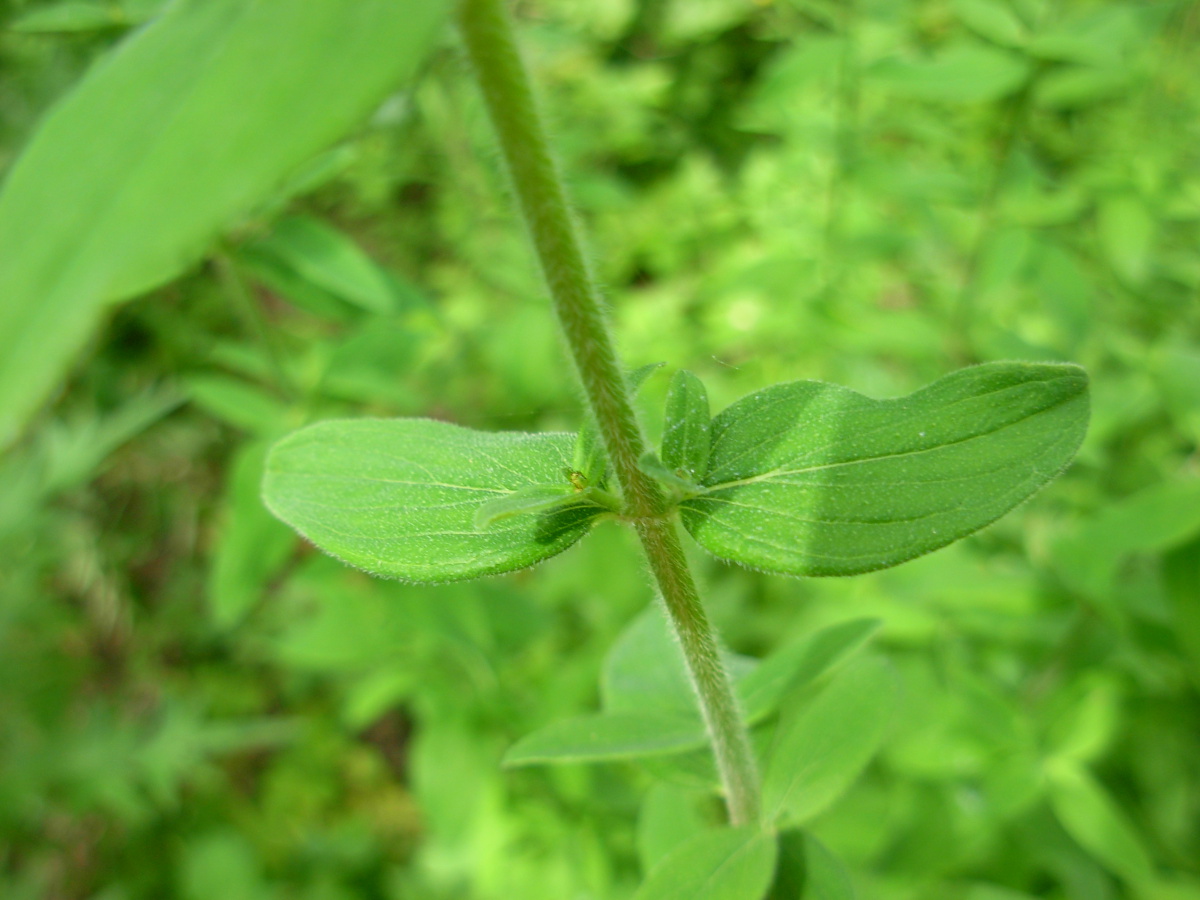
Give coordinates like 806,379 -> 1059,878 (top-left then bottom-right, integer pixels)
1,0 -> 1198,899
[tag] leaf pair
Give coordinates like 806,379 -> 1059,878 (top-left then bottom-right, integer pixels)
263,361 -> 1088,584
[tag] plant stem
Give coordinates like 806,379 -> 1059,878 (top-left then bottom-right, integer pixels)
456,0 -> 761,826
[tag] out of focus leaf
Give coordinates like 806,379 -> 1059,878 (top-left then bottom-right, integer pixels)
209,440 -> 295,629
633,827 -> 778,900
1053,476 -> 1200,603
1046,761 -> 1156,886
0,0 -> 448,448
762,656 -> 896,825
868,41 -> 1030,103
244,215 -> 407,315
767,830 -> 856,900
504,713 -> 707,766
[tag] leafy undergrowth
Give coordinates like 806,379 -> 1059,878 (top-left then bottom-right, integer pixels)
0,0 -> 1198,898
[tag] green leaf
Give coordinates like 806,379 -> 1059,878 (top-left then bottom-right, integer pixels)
1046,761 -> 1156,886
186,375 -> 290,436
1052,476 -> 1200,603
244,215 -> 406,315
210,441 -> 295,630
637,784 -> 721,871
953,0 -> 1028,48
633,827 -> 778,900
263,419 -> 601,583
662,369 -> 711,479
868,41 -> 1031,103
768,830 -> 856,900
682,362 -> 1088,577
503,713 -> 708,766
474,483 -> 614,530
0,0 -> 448,449
739,618 -> 881,723
762,656 -> 896,825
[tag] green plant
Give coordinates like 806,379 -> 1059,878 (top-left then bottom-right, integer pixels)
13,0 -> 1176,896
254,1 -> 1090,894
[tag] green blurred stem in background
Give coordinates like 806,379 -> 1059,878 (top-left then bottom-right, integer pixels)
455,0 -> 762,826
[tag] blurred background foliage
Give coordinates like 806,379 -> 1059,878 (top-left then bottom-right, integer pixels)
0,0 -> 1198,897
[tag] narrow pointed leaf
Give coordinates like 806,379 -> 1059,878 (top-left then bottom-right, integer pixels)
662,369 -> 711,478
0,0 -> 448,448
633,827 -> 778,900
763,656 -> 896,825
263,419 -> 601,583
504,713 -> 708,766
682,362 -> 1088,577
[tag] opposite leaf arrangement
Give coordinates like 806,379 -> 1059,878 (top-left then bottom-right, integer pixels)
263,359 -> 1088,898
263,360 -> 1089,584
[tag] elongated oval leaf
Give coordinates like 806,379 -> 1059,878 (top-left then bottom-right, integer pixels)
763,656 -> 896,825
263,419 -> 601,583
662,369 -> 711,478
504,713 -> 708,767
682,362 -> 1088,577
0,0 -> 448,448
634,827 -> 778,900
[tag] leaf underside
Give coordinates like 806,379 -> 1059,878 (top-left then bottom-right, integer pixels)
263,418 -> 602,583
681,362 -> 1089,577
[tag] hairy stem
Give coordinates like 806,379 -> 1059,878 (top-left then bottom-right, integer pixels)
456,0 -> 760,825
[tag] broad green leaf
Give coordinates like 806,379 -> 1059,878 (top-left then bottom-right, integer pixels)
682,362 -> 1088,577
503,713 -> 708,766
739,619 -> 881,723
763,656 -> 896,825
768,830 -> 856,900
633,827 -> 778,900
474,483 -> 614,530
574,362 -> 665,485
662,369 -> 711,479
0,0 -> 448,449
263,419 -> 601,583
1046,761 -> 1155,886
243,215 -> 406,315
